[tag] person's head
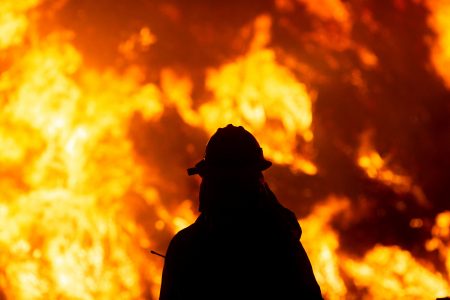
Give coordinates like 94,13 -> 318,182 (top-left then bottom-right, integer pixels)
188,124 -> 272,213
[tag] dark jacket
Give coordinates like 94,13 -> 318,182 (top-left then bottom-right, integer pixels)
160,186 -> 322,300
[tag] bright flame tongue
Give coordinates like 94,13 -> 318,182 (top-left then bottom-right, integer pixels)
427,0 -> 450,88
0,21 -> 167,299
162,15 -> 317,175
0,11 -> 317,297
301,198 -> 450,299
1,1 -> 450,300
0,0 -> 39,49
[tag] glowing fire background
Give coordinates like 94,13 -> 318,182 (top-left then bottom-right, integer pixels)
1,0 -> 450,299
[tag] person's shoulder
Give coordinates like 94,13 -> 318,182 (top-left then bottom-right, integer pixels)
273,205 -> 302,239
164,217 -> 207,262
168,216 -> 205,249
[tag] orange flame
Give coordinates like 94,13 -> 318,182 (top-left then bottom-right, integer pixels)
0,37 -> 166,297
1,1 -> 449,299
426,0 -> 450,88
344,245 -> 450,299
426,211 -> 450,276
302,198 -> 450,299
357,131 -> 428,206
162,15 -> 317,175
301,198 -> 349,299
0,0 -> 38,49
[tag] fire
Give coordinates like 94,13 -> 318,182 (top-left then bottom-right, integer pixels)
0,37 -> 166,297
301,198 -> 450,299
0,0 -> 39,49
344,245 -> 450,299
300,198 -> 349,299
119,27 -> 157,60
1,0 -> 450,299
426,0 -> 450,88
357,131 -> 409,189
0,2 -> 190,297
426,211 -> 450,277
298,0 -> 350,25
357,131 -> 428,205
162,15 -> 317,175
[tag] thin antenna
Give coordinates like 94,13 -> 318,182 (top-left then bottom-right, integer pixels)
150,250 -> 166,258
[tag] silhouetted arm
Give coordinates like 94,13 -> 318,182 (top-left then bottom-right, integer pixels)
296,241 -> 324,299
159,237 -> 182,300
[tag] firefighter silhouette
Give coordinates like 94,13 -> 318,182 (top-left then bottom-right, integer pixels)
160,124 -> 323,300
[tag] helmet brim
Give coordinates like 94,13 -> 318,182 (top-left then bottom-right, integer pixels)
187,159 -> 272,176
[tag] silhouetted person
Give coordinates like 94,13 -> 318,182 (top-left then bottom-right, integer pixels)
160,124 -> 322,300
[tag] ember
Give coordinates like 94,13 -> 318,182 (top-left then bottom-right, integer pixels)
0,0 -> 449,299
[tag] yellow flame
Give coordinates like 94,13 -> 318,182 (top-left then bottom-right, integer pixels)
118,27 -> 157,59
2,1 -> 450,299
427,0 -> 450,89
163,15 -> 317,175
302,197 -> 450,299
344,245 -> 450,299
426,211 -> 450,277
0,27 -> 186,299
357,132 -> 406,186
297,0 -> 350,24
357,150 -> 411,189
301,197 -> 349,299
0,0 -> 39,49
357,131 -> 428,206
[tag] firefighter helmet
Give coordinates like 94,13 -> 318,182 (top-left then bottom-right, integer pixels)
187,124 -> 272,176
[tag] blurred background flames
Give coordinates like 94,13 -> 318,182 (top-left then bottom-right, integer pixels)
0,0 -> 450,299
